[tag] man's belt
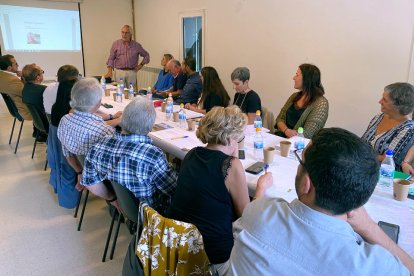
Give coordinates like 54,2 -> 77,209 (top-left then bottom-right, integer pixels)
116,68 -> 135,70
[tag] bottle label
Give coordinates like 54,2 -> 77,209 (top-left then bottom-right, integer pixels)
254,141 -> 264,149
294,141 -> 304,150
254,121 -> 262,129
380,165 -> 395,178
179,113 -> 186,120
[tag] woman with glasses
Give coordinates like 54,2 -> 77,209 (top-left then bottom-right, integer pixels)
362,82 -> 414,171
275,63 -> 329,139
167,106 -> 272,275
184,66 -> 230,114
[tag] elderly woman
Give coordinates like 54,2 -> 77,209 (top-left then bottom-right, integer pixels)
167,106 -> 272,274
231,67 -> 261,124
185,66 -> 230,114
275,64 -> 329,139
362,82 -> 414,171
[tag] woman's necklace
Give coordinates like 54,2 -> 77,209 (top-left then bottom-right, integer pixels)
235,91 -> 250,109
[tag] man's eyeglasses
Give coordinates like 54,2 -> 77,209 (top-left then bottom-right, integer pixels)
294,149 -> 306,170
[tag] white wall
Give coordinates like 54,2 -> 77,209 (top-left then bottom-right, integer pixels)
134,0 -> 414,135
80,0 -> 133,77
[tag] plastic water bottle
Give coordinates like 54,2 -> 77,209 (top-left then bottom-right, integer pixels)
100,75 -> 106,92
254,110 -> 262,129
178,103 -> 187,129
128,82 -> 134,99
147,86 -> 152,100
294,127 -> 305,150
254,127 -> 264,161
378,149 -> 395,188
115,87 -> 123,103
119,77 -> 125,90
166,93 -> 173,121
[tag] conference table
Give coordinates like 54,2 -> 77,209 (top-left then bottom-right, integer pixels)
100,90 -> 414,258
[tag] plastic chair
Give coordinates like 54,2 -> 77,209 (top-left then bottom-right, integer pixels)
262,106 -> 275,133
26,103 -> 49,160
1,93 -> 25,154
103,181 -> 139,262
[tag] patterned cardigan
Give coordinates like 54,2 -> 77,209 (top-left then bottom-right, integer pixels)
275,92 -> 329,139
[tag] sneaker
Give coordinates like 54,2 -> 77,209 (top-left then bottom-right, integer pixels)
36,136 -> 47,143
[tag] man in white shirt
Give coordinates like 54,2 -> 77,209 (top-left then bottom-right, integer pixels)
43,65 -> 79,116
227,128 -> 414,275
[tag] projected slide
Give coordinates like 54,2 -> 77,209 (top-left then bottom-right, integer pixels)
0,5 -> 81,51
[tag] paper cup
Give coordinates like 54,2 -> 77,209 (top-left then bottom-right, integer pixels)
280,141 -> 291,157
187,119 -> 196,131
104,89 -> 110,97
173,112 -> 179,122
393,179 -> 410,201
124,91 -> 129,99
263,147 -> 275,164
112,93 -> 117,102
161,102 -> 167,112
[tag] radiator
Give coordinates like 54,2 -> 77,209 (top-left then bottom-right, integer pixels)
137,66 -> 161,89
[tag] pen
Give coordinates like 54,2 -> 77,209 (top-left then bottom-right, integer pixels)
171,136 -> 189,140
264,164 -> 269,173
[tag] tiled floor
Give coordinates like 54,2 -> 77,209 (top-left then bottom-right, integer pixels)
0,99 -> 130,276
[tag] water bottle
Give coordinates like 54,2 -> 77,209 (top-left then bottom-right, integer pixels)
378,149 -> 395,188
254,127 -> 264,161
100,75 -> 106,92
115,87 -> 123,103
178,103 -> 187,129
166,93 -> 173,121
119,77 -> 125,90
128,82 -> 134,99
294,127 -> 305,150
147,86 -> 152,100
254,110 -> 262,129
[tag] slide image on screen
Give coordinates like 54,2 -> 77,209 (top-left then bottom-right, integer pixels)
0,4 -> 81,52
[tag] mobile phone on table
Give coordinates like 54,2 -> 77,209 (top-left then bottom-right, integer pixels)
378,221 -> 400,244
238,150 -> 245,160
245,162 -> 265,175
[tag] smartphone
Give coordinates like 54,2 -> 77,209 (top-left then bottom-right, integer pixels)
245,162 -> 265,175
238,150 -> 245,160
378,221 -> 400,244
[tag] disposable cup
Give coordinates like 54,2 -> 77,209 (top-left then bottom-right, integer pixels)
280,141 -> 291,157
393,179 -> 410,201
161,102 -> 167,112
173,112 -> 179,122
263,147 -> 275,164
187,120 -> 196,131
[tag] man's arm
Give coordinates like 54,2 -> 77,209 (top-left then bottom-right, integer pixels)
65,155 -> 84,191
105,42 -> 117,78
347,207 -> 414,274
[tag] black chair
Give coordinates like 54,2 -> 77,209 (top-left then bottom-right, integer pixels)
1,93 -> 25,154
26,104 -> 49,163
73,155 -> 90,231
103,181 -> 139,262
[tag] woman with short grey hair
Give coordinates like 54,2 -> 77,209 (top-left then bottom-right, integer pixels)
167,106 -> 272,274
362,82 -> 414,170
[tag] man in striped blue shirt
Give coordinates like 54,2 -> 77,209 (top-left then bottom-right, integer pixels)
81,97 -> 178,215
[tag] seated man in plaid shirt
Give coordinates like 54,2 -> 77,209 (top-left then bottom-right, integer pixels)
81,97 -> 178,215
57,78 -> 122,192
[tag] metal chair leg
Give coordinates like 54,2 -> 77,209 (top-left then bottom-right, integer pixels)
44,159 -> 48,171
74,189 -> 84,218
109,213 -> 123,260
77,189 -> 89,231
14,120 -> 24,154
9,117 -> 16,145
31,132 -> 39,159
102,210 -> 118,262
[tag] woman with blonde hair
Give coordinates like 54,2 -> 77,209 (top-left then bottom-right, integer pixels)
167,106 -> 272,275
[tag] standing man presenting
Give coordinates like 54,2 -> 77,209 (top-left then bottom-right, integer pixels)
105,25 -> 150,87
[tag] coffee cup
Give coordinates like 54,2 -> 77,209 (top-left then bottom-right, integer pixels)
104,89 -> 110,97
187,119 -> 196,131
161,102 -> 167,112
263,147 -> 276,164
173,112 -> 179,122
112,93 -> 117,102
124,91 -> 129,99
393,179 -> 410,201
280,141 -> 291,157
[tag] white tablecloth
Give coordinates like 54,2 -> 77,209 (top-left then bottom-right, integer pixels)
99,93 -> 414,257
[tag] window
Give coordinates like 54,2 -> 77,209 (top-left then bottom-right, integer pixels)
180,11 -> 205,72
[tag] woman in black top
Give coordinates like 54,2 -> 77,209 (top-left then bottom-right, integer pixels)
167,106 -> 272,274
185,66 -> 230,114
